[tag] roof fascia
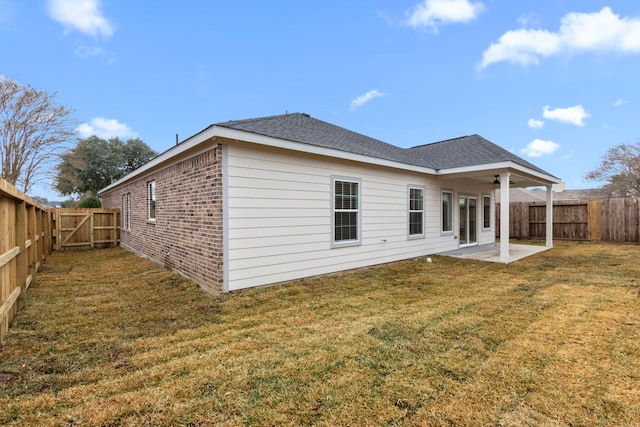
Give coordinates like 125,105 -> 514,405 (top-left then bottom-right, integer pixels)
436,161 -> 561,184
99,125 -> 558,194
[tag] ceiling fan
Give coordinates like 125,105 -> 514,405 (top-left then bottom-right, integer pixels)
493,175 -> 514,185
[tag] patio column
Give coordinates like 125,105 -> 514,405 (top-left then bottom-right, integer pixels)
499,172 -> 510,262
546,184 -> 553,248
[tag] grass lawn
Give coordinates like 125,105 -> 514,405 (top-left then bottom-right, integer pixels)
0,242 -> 638,426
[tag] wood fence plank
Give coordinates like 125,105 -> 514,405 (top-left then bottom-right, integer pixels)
90,212 -> 95,248
500,197 -> 639,243
0,247 -> 20,269
0,177 -> 52,345
588,199 -> 602,242
51,208 -> 120,250
60,214 -> 90,246
0,287 -> 21,331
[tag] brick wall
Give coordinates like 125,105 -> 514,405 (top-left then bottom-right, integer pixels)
100,144 -> 223,294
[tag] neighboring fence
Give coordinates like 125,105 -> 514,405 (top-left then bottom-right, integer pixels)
497,198 -> 640,242
0,178 -> 52,345
51,208 -> 120,250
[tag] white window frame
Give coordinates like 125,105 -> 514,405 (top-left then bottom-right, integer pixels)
331,176 -> 361,248
408,185 -> 425,239
147,181 -> 156,221
441,189 -> 454,234
126,193 -> 131,230
121,194 -> 126,229
482,193 -> 492,231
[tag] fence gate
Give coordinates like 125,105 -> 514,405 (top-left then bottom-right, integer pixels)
52,208 -> 120,250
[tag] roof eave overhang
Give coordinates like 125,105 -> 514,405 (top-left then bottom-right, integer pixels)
99,126 -> 439,194
436,161 -> 561,186
99,126 -> 558,195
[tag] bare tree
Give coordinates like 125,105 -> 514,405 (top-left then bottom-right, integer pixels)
585,142 -> 640,197
0,77 -> 75,193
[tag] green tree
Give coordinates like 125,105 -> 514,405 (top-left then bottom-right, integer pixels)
1,77 -> 75,192
54,136 -> 156,196
78,196 -> 101,208
585,142 -> 640,197
122,138 -> 157,173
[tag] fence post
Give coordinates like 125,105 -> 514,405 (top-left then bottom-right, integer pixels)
55,209 -> 61,251
27,205 -> 36,291
112,211 -> 118,247
90,212 -> 95,249
15,201 -> 28,310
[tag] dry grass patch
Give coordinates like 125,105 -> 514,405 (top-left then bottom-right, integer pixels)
0,242 -> 638,426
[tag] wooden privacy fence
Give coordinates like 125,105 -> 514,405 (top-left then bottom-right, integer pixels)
497,198 -> 640,242
51,208 -> 120,250
0,178 -> 52,345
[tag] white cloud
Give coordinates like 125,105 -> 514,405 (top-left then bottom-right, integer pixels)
542,105 -> 590,126
48,0 -> 114,38
77,117 -> 137,139
517,13 -> 540,28
407,0 -> 484,32
479,7 -> 640,69
528,118 -> 544,128
614,98 -> 627,107
74,43 -> 106,58
521,139 -> 559,157
350,89 -> 385,111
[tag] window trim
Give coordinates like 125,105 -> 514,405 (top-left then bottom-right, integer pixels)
147,181 -> 156,222
482,193 -> 492,231
121,194 -> 126,230
120,193 -> 131,231
126,192 -> 131,230
331,176 -> 362,248
441,189 -> 454,234
407,185 -> 425,240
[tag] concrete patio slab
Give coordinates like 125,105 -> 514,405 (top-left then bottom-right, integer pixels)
439,243 -> 550,263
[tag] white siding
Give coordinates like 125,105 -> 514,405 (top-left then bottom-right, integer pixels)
225,143 -> 495,290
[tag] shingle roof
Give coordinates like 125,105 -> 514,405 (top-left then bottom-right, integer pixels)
216,113 -> 422,167
216,113 -> 556,178
407,134 -> 552,176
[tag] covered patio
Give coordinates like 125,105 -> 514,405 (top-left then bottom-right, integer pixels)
439,242 -> 550,263
437,167 -> 560,262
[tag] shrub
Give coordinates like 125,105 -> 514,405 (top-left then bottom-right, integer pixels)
78,196 -> 101,208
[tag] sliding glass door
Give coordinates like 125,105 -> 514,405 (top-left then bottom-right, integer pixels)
459,196 -> 477,247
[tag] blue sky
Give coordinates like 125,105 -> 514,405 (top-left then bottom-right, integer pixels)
2,0 -> 640,200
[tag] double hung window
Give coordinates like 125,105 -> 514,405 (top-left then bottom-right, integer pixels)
148,181 -> 156,221
483,194 -> 491,229
408,186 -> 425,238
442,190 -> 453,233
332,177 -> 361,246
122,193 -> 132,230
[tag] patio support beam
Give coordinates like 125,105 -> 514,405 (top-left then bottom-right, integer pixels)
546,184 -> 553,248
499,172 -> 510,262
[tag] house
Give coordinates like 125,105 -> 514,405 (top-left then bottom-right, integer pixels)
98,113 -> 560,293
